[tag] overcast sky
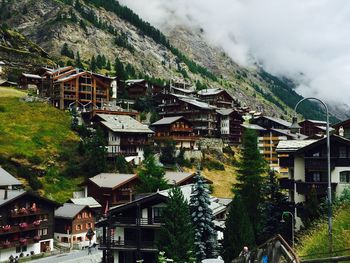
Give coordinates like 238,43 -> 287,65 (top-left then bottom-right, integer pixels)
119,0 -> 350,105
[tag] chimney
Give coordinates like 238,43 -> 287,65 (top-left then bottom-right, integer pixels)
339,126 -> 344,137
4,188 -> 8,200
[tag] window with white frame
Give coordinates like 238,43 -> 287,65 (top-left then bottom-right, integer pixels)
312,172 -> 321,182
340,171 -> 350,183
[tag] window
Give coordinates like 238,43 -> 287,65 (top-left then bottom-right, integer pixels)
340,171 -> 350,183
153,207 -> 163,218
76,225 -> 81,231
312,152 -> 320,157
312,172 -> 321,182
38,228 -> 48,236
339,146 -> 347,158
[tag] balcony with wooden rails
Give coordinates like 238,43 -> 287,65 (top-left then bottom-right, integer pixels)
279,178 -> 295,190
295,181 -> 337,195
99,239 -> 158,251
110,217 -> 163,227
155,135 -> 198,142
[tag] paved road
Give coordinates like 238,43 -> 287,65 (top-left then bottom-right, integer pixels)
31,249 -> 102,263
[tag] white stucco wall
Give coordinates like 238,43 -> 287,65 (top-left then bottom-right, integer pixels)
332,167 -> 350,197
0,239 -> 53,262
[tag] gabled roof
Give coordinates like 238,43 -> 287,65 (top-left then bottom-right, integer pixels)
22,73 -> 42,79
69,197 -> 102,209
271,128 -> 308,140
299,119 -> 327,125
255,116 -> 292,128
151,116 -> 185,126
56,72 -> 86,83
171,86 -> 196,94
0,190 -> 59,208
179,98 -> 217,110
0,167 -> 22,187
125,79 -> 145,85
89,173 -> 138,190
55,203 -> 88,219
241,123 -> 266,131
276,140 -> 317,153
216,109 -> 234,116
197,88 -> 223,96
97,114 -> 154,134
295,134 -> 350,154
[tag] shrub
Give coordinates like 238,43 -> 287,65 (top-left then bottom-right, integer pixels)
223,146 -> 234,155
28,155 -> 42,165
28,174 -> 43,190
0,105 -> 6,112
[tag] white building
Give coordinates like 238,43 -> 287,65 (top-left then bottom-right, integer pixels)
277,134 -> 350,229
95,114 -> 154,165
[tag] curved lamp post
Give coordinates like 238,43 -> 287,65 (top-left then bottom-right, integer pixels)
280,211 -> 294,248
290,97 -> 332,254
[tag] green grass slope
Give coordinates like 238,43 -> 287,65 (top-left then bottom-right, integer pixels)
0,88 -> 83,202
297,204 -> 350,260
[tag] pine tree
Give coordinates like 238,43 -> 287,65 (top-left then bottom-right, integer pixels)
233,128 -> 267,240
90,55 -> 97,72
223,195 -> 255,261
190,170 -> 218,262
106,60 -> 111,70
75,51 -> 83,69
114,57 -> 127,80
258,170 -> 290,243
158,185 -> 194,262
136,155 -> 168,193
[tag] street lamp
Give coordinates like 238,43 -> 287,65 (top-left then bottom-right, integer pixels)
280,211 -> 294,249
290,97 -> 332,254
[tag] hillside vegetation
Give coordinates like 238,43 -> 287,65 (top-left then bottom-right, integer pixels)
297,201 -> 350,260
0,88 -> 83,202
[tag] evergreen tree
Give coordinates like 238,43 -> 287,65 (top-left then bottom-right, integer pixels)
90,55 -> 97,72
190,170 -> 218,262
223,195 -> 255,261
75,51 -> 83,69
233,128 -> 267,240
106,60 -> 111,70
114,57 -> 127,80
258,170 -> 290,243
82,128 -> 107,177
115,155 -> 133,174
136,155 -> 167,193
159,140 -> 176,165
158,185 -> 194,262
61,43 -> 74,59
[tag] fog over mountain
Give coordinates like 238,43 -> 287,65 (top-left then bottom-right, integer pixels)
119,0 -> 350,107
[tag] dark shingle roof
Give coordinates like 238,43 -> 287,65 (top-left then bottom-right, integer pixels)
151,116 -> 184,126
55,203 -> 87,219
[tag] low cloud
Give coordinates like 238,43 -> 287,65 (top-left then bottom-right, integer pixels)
119,0 -> 350,105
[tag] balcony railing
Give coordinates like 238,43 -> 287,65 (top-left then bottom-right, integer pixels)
100,240 -> 157,251
112,217 -> 163,226
279,157 -> 294,168
9,207 -> 43,217
295,181 -> 337,195
279,178 -> 295,190
304,157 -> 350,169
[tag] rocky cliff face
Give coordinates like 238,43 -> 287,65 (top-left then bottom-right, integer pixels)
0,0 -> 347,121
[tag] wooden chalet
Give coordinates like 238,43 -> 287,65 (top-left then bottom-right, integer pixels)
52,71 -> 110,110
93,114 -> 154,164
156,93 -> 218,136
151,116 -> 198,149
197,88 -> 236,108
298,119 -> 327,138
216,109 -> 244,145
85,172 -> 211,209
98,184 -> 225,263
54,203 -> 96,248
121,79 -> 164,99
19,73 -> 42,90
0,190 -> 59,261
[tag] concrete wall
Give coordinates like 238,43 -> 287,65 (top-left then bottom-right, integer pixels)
332,167 -> 350,197
54,232 -> 96,249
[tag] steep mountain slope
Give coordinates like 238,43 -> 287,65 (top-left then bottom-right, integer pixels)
0,0 -> 346,121
0,25 -> 54,78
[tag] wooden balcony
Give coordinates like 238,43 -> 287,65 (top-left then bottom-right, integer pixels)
155,135 -> 198,142
9,208 -> 43,218
99,240 -> 157,251
279,178 -> 295,190
170,127 -> 193,132
279,157 -> 294,168
295,181 -> 337,195
111,217 -> 163,227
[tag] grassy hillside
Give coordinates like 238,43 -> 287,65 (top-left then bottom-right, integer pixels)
297,203 -> 350,260
0,88 -> 83,202
202,166 -> 236,198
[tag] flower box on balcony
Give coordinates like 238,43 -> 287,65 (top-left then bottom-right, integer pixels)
29,207 -> 38,213
2,225 -> 11,232
19,208 -> 28,214
2,241 -> 11,248
19,238 -> 27,245
19,222 -> 28,229
33,236 -> 41,243
33,220 -> 41,227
